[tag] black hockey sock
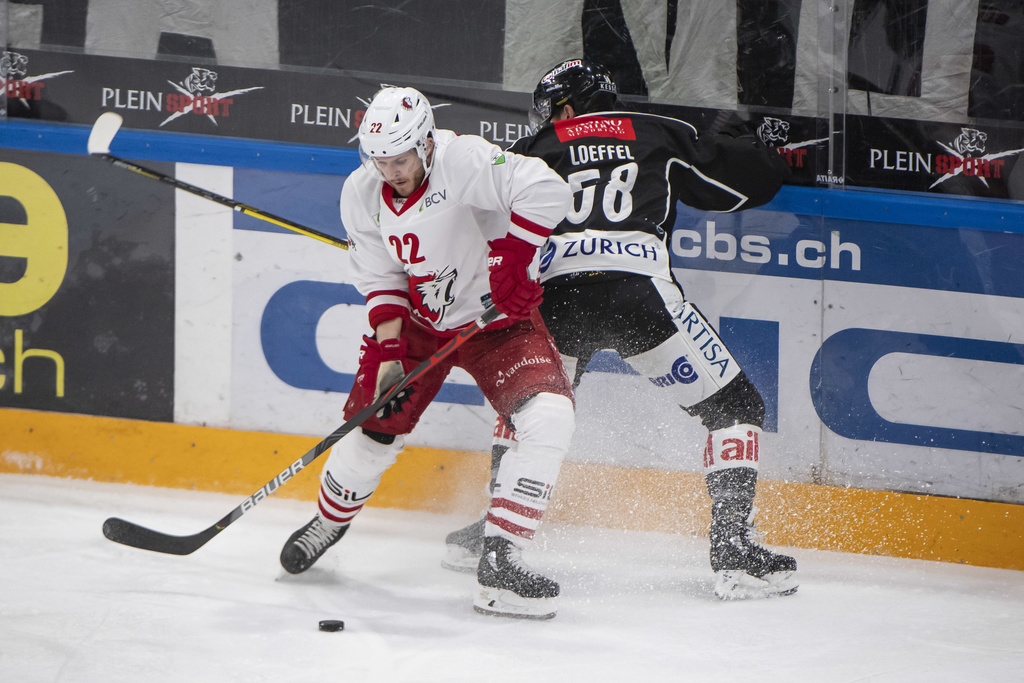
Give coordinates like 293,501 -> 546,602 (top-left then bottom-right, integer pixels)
706,467 -> 757,520
706,467 -> 758,571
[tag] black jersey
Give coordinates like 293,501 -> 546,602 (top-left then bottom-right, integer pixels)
509,111 -> 789,283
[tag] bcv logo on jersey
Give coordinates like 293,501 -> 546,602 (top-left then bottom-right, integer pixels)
422,189 -> 447,209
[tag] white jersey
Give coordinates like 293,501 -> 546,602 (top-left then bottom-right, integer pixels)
342,130 -> 571,334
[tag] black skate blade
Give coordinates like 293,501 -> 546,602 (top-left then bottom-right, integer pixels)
473,604 -> 556,621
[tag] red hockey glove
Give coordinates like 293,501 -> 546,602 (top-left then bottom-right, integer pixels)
357,336 -> 416,419
487,236 -> 544,319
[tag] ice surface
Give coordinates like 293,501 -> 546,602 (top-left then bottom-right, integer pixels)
2,474 -> 1023,682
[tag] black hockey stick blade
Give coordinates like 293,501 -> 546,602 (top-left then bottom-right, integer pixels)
102,306 -> 501,556
102,515 -> 220,556
85,114 -> 349,251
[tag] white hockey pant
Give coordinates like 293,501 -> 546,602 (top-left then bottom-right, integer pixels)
628,325 -> 763,479
486,392 -> 574,546
622,282 -> 740,408
317,430 -> 404,526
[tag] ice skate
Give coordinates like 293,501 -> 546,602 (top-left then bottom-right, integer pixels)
710,515 -> 798,600
474,537 -> 559,620
442,517 -> 485,573
280,516 -> 348,574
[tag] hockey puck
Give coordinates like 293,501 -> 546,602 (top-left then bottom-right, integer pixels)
318,620 -> 345,632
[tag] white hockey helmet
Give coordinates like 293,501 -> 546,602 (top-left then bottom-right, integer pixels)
358,86 -> 435,179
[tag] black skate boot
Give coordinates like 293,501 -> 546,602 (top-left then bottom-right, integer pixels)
280,516 -> 348,574
474,537 -> 560,620
707,468 -> 798,600
442,517 -> 486,573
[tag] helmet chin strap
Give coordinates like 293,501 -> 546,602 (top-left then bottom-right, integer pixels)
372,135 -> 435,194
417,134 -> 436,180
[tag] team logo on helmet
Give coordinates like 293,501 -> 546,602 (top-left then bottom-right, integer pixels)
350,87 -> 449,148
541,59 -> 583,83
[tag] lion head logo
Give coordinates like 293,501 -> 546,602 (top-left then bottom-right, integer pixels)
757,117 -> 790,146
183,67 -> 218,95
409,267 -> 458,324
953,128 -> 987,156
0,51 -> 29,79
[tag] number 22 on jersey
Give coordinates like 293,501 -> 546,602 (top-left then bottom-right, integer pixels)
388,233 -> 427,264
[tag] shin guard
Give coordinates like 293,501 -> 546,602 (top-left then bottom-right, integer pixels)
486,393 -> 573,544
317,429 -> 403,526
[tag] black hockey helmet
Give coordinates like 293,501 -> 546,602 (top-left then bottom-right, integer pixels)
529,58 -> 617,133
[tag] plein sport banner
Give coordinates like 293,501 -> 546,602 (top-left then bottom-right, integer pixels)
845,115 -> 1024,200
2,48 -> 530,152
8,47 -> 1024,198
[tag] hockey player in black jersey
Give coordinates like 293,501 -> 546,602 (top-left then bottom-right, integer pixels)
444,58 -> 798,600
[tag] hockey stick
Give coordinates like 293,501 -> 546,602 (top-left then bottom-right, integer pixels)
102,306 -> 502,555
86,112 -> 349,251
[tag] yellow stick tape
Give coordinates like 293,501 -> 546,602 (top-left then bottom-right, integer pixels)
2,408 -> 1022,570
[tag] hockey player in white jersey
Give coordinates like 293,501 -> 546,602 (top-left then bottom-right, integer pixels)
280,86 -> 576,620
443,59 -> 798,600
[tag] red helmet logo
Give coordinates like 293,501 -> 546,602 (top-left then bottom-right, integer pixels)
402,97 -> 413,109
